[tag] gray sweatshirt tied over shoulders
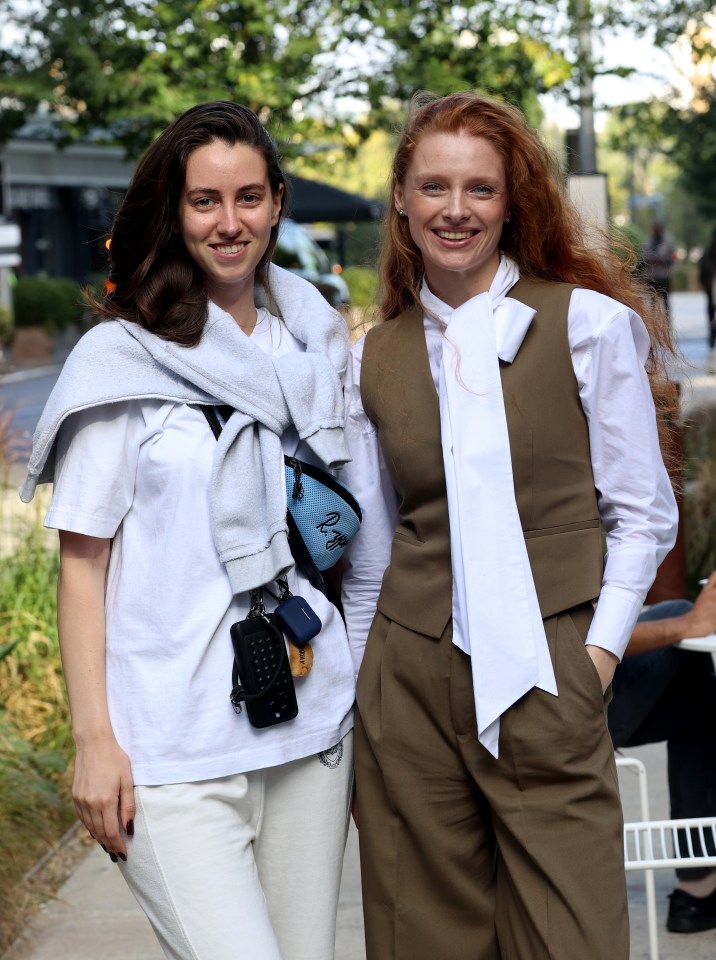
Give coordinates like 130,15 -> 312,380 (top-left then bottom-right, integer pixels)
22,266 -> 350,594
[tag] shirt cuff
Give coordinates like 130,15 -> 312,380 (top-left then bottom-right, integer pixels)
585,584 -> 644,660
342,579 -> 383,676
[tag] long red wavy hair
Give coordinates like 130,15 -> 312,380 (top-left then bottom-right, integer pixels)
378,91 -> 676,425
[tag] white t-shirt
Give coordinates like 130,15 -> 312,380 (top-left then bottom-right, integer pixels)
46,309 -> 355,785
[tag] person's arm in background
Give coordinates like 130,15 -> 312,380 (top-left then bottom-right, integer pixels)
626,572 -> 716,656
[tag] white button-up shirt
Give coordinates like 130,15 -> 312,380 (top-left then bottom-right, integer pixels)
340,275 -> 678,681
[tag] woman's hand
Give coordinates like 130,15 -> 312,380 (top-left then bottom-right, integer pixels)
683,571 -> 716,637
586,644 -> 619,693
72,733 -> 135,860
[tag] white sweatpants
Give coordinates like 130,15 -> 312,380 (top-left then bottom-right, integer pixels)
118,733 -> 353,960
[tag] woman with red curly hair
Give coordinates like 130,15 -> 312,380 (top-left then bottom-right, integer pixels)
340,92 -> 678,960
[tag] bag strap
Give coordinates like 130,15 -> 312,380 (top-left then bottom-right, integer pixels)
199,405 -> 326,593
202,404 -> 230,440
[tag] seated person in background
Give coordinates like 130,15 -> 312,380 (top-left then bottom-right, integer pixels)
609,572 -> 716,934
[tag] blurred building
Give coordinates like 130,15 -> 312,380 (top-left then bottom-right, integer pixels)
0,121 -> 134,281
0,122 -> 382,285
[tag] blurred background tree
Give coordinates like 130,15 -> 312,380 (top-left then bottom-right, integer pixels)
0,0 -> 712,153
0,0 -> 358,155
595,9 -> 716,259
1,0 -> 716,242
671,103 -> 716,223
668,73 -> 716,226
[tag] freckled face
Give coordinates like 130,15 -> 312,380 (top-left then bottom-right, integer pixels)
394,131 -> 509,306
178,140 -> 282,304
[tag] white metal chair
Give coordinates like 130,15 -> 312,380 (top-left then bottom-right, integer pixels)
617,755 -> 716,960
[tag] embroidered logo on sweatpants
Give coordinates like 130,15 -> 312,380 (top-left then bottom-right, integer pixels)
318,741 -> 344,769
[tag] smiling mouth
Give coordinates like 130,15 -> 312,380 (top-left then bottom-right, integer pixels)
212,243 -> 248,254
435,230 -> 476,241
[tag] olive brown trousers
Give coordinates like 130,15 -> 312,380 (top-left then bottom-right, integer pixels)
354,603 -> 629,960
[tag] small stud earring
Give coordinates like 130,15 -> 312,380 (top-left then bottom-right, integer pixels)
504,216 -> 511,223
398,208 -> 406,217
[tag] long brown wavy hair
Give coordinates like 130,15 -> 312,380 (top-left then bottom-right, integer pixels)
379,91 -> 677,426
87,100 -> 287,346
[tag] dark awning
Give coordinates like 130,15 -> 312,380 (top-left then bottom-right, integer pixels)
285,174 -> 384,223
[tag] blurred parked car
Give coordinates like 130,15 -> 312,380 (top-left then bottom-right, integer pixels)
272,219 -> 350,307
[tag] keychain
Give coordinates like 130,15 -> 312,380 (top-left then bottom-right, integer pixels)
289,640 -> 314,677
273,576 -> 321,648
272,576 -> 320,677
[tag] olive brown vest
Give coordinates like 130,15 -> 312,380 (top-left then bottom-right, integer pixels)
360,280 -> 604,640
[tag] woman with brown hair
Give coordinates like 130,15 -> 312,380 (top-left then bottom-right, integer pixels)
22,101 -> 355,960
340,92 -> 677,960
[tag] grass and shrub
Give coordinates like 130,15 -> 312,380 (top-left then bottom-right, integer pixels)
342,265 -> 378,309
0,307 -> 13,348
12,276 -> 85,333
0,518 -> 74,950
0,405 -> 73,946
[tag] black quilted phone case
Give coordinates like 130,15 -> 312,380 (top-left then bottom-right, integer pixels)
230,614 -> 299,728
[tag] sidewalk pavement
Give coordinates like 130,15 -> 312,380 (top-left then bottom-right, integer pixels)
665,290 -> 716,413
5,740 -> 716,960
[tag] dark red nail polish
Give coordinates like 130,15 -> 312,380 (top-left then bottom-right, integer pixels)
101,844 -> 108,853
109,853 -> 119,863
126,819 -> 135,837
118,853 -> 127,862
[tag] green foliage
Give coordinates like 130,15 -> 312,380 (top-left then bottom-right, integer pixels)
0,723 -> 74,951
601,101 -> 675,231
683,405 -> 716,595
0,0 -> 352,157
342,266 -> 378,308
600,96 -> 716,254
337,1 -> 565,128
0,305 -> 13,346
290,128 -> 393,201
0,727 -> 72,841
668,99 -> 716,223
0,521 -> 71,754
1,0 -> 711,159
606,100 -> 671,157
0,518 -> 74,944
12,277 -> 84,333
